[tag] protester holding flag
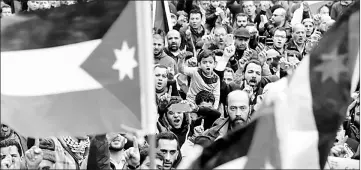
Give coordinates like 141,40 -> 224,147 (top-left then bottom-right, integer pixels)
1,0 -> 359,170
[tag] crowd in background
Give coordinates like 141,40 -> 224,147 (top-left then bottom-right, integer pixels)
0,0 -> 359,169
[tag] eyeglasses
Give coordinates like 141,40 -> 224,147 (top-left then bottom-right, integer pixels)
274,35 -> 286,39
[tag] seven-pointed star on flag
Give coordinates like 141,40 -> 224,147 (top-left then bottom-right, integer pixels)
112,41 -> 138,81
313,49 -> 348,83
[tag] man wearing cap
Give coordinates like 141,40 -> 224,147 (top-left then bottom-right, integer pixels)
230,28 -> 258,66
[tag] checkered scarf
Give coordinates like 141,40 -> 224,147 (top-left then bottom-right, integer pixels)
62,136 -> 90,160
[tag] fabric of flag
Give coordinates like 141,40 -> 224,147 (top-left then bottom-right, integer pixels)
1,1 -> 148,138
184,1 -> 360,169
153,0 -> 169,33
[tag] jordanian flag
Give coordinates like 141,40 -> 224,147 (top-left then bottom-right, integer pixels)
181,1 -> 360,169
1,1 -> 155,137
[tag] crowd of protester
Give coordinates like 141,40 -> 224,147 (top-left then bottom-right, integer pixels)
0,0 -> 359,169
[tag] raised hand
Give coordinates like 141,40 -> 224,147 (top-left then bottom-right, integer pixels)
223,45 -> 236,58
124,136 -> 140,167
193,119 -> 205,137
25,145 -> 43,169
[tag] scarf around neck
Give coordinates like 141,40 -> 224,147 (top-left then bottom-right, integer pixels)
63,136 -> 90,161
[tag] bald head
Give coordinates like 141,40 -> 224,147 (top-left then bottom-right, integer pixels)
292,23 -> 306,44
167,30 -> 180,38
227,90 -> 250,127
227,90 -> 249,106
292,23 -> 305,33
167,30 -> 181,52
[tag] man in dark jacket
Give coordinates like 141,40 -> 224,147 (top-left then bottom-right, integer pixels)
203,90 -> 251,140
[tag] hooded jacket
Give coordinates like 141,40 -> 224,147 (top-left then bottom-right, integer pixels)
157,111 -> 194,147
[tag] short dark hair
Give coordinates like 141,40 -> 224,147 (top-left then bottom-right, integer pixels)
243,59 -> 262,74
156,132 -> 180,150
153,34 -> 165,44
197,49 -> 215,63
236,13 -> 248,19
195,90 -> 215,105
189,8 -> 203,18
0,139 -> 22,157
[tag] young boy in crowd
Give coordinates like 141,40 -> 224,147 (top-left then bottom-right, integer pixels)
178,49 -> 220,109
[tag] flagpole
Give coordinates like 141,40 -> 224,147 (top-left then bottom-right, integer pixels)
136,1 -> 157,169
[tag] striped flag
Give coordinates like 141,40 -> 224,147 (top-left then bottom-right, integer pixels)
1,1 -> 155,138
183,1 -> 360,169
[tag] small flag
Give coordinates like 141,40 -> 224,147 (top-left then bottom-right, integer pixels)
184,1 -> 360,169
153,0 -> 170,33
1,1 -> 154,138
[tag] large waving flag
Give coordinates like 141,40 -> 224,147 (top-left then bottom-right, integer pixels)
1,1 -> 156,138
181,1 -> 360,169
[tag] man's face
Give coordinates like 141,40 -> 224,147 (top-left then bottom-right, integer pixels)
157,139 -> 178,170
214,28 -> 226,47
235,37 -> 249,50
198,57 -> 216,76
27,0 -> 40,10
227,93 -> 250,127
0,125 -> 12,139
273,30 -> 287,49
223,71 -> 234,85
271,8 -> 285,25
189,13 -> 202,29
292,25 -> 306,44
243,1 -> 256,16
200,1 -> 210,9
140,156 -> 163,170
1,7 -> 12,17
153,38 -> 164,56
39,1 -> 50,9
167,32 -> 181,52
166,111 -> 184,129
199,101 -> 213,108
260,1 -> 270,11
303,22 -> 314,37
0,146 -> 22,169
154,67 -> 168,91
244,63 -> 262,87
319,6 -> 330,16
210,0 -> 220,8
108,133 -> 127,151
236,16 -> 248,28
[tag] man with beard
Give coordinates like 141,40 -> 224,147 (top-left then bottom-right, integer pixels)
233,13 -> 248,29
164,30 -> 182,62
286,23 -> 307,61
156,132 -> 182,170
180,9 -> 206,53
106,133 -> 128,169
203,90 -> 250,140
0,124 -> 27,157
154,34 -> 177,75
